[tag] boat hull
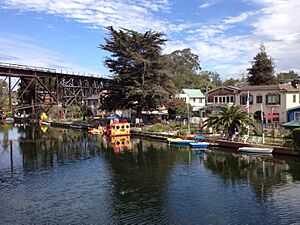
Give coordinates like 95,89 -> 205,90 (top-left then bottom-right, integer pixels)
190,142 -> 210,148
168,139 -> 195,146
238,147 -> 273,154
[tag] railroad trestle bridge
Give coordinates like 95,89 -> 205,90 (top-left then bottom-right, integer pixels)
0,62 -> 112,113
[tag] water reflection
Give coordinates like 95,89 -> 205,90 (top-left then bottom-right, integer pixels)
1,125 -> 300,224
202,150 -> 297,200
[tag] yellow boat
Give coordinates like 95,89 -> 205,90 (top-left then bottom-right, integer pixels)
88,126 -> 105,135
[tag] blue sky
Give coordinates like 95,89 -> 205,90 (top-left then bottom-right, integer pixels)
0,0 -> 299,79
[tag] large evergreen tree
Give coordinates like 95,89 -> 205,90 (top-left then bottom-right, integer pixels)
194,71 -> 222,93
100,26 -> 175,114
163,48 -> 201,90
247,44 -> 276,85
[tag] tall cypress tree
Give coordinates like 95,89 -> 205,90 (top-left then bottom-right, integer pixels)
247,44 -> 276,85
100,26 -> 175,115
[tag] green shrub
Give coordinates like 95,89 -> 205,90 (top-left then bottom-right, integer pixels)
283,132 -> 293,139
292,128 -> 300,147
144,123 -> 170,132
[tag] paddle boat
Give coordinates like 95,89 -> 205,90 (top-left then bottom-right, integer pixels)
189,136 -> 210,149
167,138 -> 195,146
106,114 -> 130,137
238,147 -> 273,154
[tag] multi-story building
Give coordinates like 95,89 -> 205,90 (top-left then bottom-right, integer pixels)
176,89 -> 205,111
236,84 -> 300,124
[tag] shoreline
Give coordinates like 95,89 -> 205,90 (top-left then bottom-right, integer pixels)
35,121 -> 300,158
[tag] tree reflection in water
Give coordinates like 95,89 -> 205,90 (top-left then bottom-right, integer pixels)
202,149 -> 300,200
1,125 -> 300,224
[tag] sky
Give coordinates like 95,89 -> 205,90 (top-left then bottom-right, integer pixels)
0,0 -> 299,79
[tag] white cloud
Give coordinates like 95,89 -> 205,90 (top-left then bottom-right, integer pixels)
0,35 -> 102,76
199,0 -> 219,9
251,0 -> 300,73
223,11 -> 259,24
1,0 -> 172,32
1,0 -> 300,78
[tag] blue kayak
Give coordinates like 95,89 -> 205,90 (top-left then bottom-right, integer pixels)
190,142 -> 210,148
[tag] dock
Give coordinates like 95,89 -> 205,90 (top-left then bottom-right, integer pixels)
131,130 -> 300,157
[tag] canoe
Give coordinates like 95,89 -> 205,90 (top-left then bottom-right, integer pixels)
238,147 -> 273,154
190,142 -> 210,148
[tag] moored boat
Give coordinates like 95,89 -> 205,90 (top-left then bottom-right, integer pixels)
190,142 -> 210,148
88,126 -> 105,135
41,121 -> 51,126
189,135 -> 210,148
167,138 -> 195,145
238,147 -> 273,154
106,114 -> 130,137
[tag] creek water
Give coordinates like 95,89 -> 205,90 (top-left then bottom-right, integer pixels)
0,124 -> 300,224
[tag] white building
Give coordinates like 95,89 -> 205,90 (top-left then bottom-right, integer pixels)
176,89 -> 205,111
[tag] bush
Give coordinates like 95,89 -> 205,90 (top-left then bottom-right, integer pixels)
292,128 -> 300,147
144,123 -> 170,132
283,131 -> 293,139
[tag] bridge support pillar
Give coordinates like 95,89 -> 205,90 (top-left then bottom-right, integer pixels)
8,72 -> 12,112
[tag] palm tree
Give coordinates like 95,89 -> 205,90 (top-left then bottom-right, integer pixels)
203,104 -> 255,137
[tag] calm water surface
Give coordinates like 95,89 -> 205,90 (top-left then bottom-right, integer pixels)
0,124 -> 300,224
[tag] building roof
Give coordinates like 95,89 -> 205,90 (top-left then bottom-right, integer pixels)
182,89 -> 205,98
206,86 -> 240,94
239,84 -> 300,92
287,106 -> 300,111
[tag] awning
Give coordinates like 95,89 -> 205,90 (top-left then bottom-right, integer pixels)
282,120 -> 300,127
264,114 -> 279,119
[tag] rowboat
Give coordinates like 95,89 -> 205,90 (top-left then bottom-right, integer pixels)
238,147 -> 273,154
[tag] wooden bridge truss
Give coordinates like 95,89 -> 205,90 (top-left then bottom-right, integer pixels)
0,62 -> 111,113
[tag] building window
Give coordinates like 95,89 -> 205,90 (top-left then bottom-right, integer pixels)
199,99 -> 202,103
266,94 -> 280,105
256,95 -> 262,104
240,94 -> 253,105
230,96 -> 234,103
273,113 -> 280,122
295,112 -> 300,121
293,94 -> 296,103
214,96 -> 218,103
